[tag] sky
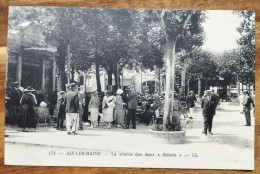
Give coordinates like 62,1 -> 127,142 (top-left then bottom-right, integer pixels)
202,10 -> 242,53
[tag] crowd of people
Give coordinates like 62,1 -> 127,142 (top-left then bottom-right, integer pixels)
6,82 -> 51,132
5,81 -> 255,136
59,83 -> 163,134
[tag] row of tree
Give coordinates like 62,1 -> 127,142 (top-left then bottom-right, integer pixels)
9,7 -> 254,129
175,11 -> 255,98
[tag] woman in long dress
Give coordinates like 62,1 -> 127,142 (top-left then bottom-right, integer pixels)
115,89 -> 125,128
102,91 -> 115,129
89,91 -> 100,128
20,87 -> 38,131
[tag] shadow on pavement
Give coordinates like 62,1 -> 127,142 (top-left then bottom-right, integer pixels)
209,133 -> 253,149
77,133 -> 102,137
5,134 -> 24,138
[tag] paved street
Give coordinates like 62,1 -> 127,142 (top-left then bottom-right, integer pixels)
4,102 -> 254,170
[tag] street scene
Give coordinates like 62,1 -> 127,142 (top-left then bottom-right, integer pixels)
5,102 -> 254,169
4,7 -> 255,170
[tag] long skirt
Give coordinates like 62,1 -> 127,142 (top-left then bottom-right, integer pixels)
22,107 -> 37,128
103,107 -> 114,122
115,108 -> 125,124
89,108 -> 99,122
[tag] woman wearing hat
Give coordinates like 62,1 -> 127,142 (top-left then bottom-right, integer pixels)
102,91 -> 116,129
186,91 -> 197,118
89,91 -> 100,128
20,86 -> 38,131
115,89 -> 125,128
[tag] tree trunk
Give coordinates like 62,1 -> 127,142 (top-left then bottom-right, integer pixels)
67,44 -> 71,84
158,68 -> 161,96
56,65 -> 66,92
56,39 -> 69,92
161,11 -> 193,130
170,42 -> 181,129
228,85 -> 231,97
237,81 -> 240,95
249,83 -> 251,95
187,79 -> 190,96
107,71 -> 113,86
163,42 -> 174,129
116,62 -> 120,89
71,65 -> 74,83
114,71 -> 117,89
198,75 -> 202,98
113,67 -> 120,90
95,63 -> 101,92
181,59 -> 187,96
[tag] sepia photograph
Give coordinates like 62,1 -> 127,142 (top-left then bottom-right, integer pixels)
4,6 -> 255,170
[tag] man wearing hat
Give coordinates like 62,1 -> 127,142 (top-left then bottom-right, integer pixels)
9,82 -> 23,106
124,86 -> 138,129
9,82 -> 23,125
201,90 -> 215,135
186,91 -> 197,118
152,91 -> 160,102
64,83 -> 79,135
242,90 -> 254,126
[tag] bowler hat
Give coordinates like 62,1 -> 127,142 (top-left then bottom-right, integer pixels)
58,91 -> 65,95
24,86 -> 36,92
70,83 -> 76,88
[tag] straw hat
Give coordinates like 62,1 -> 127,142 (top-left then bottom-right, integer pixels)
58,91 -> 66,95
24,86 -> 36,92
116,89 -> 124,95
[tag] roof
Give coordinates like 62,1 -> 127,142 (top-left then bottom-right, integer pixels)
7,21 -> 52,52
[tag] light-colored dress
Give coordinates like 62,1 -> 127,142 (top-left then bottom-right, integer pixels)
103,95 -> 116,122
239,94 -> 245,113
89,95 -> 100,122
115,95 -> 125,124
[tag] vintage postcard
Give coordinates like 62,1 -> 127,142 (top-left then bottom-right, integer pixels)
4,6 -> 255,170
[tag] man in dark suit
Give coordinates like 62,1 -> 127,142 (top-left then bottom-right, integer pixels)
211,89 -> 220,115
201,90 -> 215,135
242,90 -> 254,126
9,82 -> 23,106
64,83 -> 79,135
124,86 -> 138,129
9,82 -> 23,125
